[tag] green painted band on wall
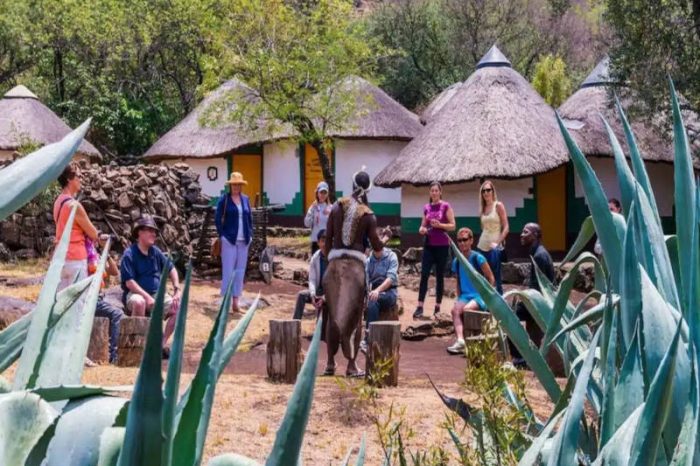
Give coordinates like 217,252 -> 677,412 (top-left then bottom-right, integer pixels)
270,191 -> 304,216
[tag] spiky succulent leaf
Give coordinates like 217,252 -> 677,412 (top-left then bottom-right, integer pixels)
97,427 -> 125,466
559,216 -> 595,266
208,454 -> 262,466
0,119 -> 90,221
0,391 -> 57,465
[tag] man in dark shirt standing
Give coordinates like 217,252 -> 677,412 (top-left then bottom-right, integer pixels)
120,216 -> 181,358
511,222 -> 554,367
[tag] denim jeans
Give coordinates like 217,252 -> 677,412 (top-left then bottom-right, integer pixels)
366,291 -> 397,334
477,247 -> 503,295
95,296 -> 124,363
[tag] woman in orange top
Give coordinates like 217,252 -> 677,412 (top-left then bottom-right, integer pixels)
53,163 -> 100,291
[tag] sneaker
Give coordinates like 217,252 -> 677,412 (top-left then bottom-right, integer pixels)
162,346 -> 171,360
412,306 -> 424,319
446,339 -> 466,355
359,340 -> 368,354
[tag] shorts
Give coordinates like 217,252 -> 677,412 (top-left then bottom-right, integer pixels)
125,292 -> 173,318
457,294 -> 486,311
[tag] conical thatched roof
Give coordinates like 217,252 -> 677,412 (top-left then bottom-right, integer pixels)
0,85 -> 101,159
375,45 -> 568,188
559,58 -> 700,164
144,79 -> 294,160
420,82 -> 462,124
325,76 -> 422,140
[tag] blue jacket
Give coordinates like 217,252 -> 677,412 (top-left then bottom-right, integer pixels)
215,194 -> 253,245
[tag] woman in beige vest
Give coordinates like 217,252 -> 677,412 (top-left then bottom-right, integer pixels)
476,180 -> 509,294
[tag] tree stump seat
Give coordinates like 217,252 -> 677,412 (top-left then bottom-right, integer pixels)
116,316 -> 149,367
366,321 -> 401,387
87,316 -> 110,364
266,319 -> 302,383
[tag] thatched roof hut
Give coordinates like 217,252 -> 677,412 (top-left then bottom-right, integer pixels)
374,45 -> 569,188
0,85 -> 100,160
420,82 -> 462,124
143,79 -> 293,160
325,76 -> 423,140
559,57 -> 700,164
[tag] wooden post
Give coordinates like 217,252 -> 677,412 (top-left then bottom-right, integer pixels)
366,321 -> 401,387
462,310 -> 491,337
267,319 -> 302,383
116,317 -> 150,367
88,317 -> 110,364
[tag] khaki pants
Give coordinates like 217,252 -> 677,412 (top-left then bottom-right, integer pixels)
125,292 -> 174,318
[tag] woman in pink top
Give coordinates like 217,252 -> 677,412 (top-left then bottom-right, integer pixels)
53,163 -> 100,291
414,181 -> 456,319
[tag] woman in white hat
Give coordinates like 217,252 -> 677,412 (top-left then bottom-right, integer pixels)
215,172 -> 253,312
303,180 -> 331,255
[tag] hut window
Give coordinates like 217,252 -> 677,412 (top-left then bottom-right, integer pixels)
207,166 -> 218,181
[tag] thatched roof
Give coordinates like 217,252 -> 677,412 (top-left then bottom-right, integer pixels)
559,58 -> 700,164
143,79 -> 293,160
374,45 -> 569,188
325,76 -> 422,140
0,85 -> 101,160
420,82 -> 462,124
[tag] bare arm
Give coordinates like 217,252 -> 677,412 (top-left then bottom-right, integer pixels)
481,261 -> 496,286
496,202 -> 509,244
74,203 -> 98,240
440,207 -> 456,232
169,267 -> 180,294
105,256 -> 119,276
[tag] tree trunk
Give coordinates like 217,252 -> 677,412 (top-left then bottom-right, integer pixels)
365,321 -> 401,387
266,319 -> 303,383
116,317 -> 150,367
311,139 -> 336,202
87,316 -> 110,364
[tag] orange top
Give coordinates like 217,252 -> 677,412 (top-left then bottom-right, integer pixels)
53,194 -> 87,261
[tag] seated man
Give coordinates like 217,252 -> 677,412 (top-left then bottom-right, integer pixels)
361,245 -> 399,353
510,223 -> 554,367
120,216 -> 181,359
89,234 -> 124,364
293,230 -> 328,320
447,227 -> 495,355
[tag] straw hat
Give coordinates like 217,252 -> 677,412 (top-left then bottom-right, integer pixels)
225,172 -> 248,185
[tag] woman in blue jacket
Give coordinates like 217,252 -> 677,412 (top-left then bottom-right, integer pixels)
215,172 -> 253,312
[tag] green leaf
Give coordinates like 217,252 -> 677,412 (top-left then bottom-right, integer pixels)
630,320 -> 684,465
559,216 -> 595,267
207,453 -> 262,466
546,328 -> 602,466
550,297 -> 610,344
0,119 -> 91,221
670,349 -> 699,466
557,113 -> 623,290
593,405 -> 645,465
354,434 -> 366,466
97,427 -> 125,466
265,313 -> 324,465
217,293 -> 261,378
620,201 -> 643,348
615,95 -> 660,220
450,241 -> 561,402
614,323 -> 646,432
116,266 -> 168,466
32,239 -> 112,390
668,78 -> 697,319
172,276 -> 231,466
31,384 -> 130,402
163,264 -> 192,465
518,410 -> 566,466
599,301 -> 619,448
13,203 -> 78,390
665,236 -> 682,299
44,395 -> 128,466
0,376 -> 9,393
0,391 -> 57,465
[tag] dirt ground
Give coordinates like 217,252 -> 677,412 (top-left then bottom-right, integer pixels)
0,256 -> 557,465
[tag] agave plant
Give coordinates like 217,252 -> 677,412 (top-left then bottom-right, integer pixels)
447,79 -> 700,465
0,123 -> 367,466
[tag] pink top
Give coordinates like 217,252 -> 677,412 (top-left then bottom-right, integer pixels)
423,201 -> 451,247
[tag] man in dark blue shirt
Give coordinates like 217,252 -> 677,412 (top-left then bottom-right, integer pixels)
120,216 -> 181,358
511,222 -> 555,367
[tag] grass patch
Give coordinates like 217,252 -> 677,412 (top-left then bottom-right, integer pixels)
0,258 -> 49,278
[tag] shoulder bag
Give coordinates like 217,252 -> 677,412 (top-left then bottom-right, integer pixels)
211,196 -> 227,258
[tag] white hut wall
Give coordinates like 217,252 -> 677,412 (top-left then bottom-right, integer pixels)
335,139 -> 403,225
400,179 -> 537,257
263,140 -> 303,226
162,157 -> 228,199
570,157 -> 676,233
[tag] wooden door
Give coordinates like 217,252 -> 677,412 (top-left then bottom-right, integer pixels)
232,154 -> 262,207
304,144 -> 332,210
536,166 -> 567,252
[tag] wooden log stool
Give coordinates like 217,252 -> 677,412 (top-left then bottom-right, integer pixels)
267,319 -> 303,383
365,321 -> 401,387
87,317 -> 110,364
116,316 -> 150,367
461,310 -> 491,338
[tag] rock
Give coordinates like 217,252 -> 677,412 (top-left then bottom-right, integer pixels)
14,249 -> 37,260
0,243 -> 12,262
501,261 -> 529,285
117,192 -> 133,209
134,175 -> 150,188
0,222 -> 20,246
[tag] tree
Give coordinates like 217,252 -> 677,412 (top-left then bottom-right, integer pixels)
606,0 -> 700,114
532,54 -> 572,107
209,0 -> 381,197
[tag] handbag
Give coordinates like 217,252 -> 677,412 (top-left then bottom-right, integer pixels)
211,196 -> 227,258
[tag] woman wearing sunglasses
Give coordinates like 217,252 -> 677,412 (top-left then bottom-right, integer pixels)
477,180 -> 508,294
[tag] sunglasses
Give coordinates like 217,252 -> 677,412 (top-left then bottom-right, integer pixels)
456,237 -> 472,243
481,188 -> 493,193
